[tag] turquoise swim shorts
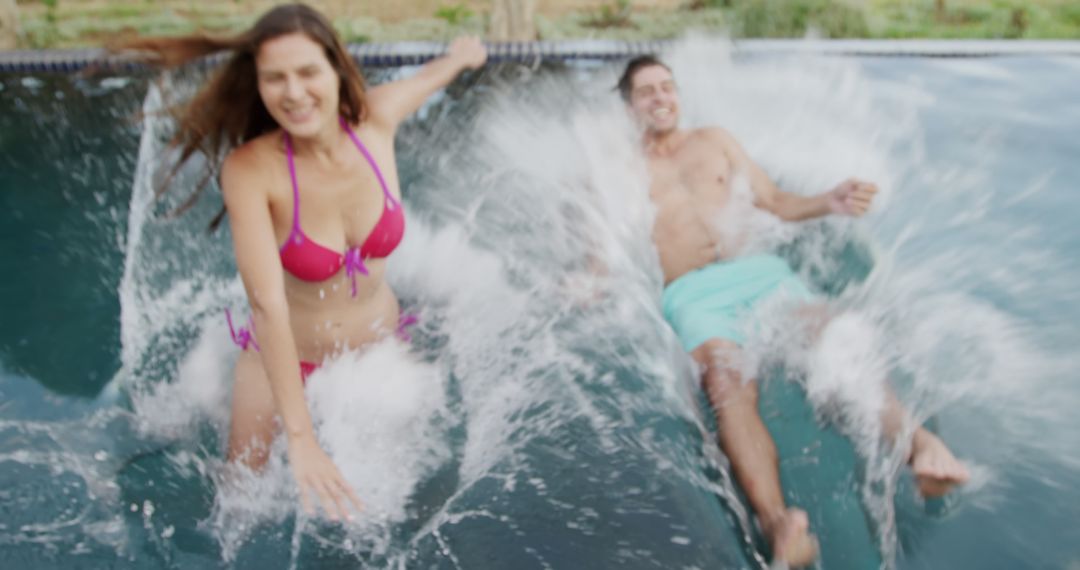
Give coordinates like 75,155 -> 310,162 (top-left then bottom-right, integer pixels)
661,254 -> 815,352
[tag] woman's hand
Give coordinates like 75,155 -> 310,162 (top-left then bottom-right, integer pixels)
448,36 -> 487,70
287,433 -> 363,521
366,35 -> 487,130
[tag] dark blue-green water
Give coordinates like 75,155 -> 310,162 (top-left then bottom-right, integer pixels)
2,48 -> 1078,569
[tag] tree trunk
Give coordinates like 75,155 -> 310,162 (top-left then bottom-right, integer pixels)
935,0 -> 946,21
490,0 -> 537,41
0,0 -> 20,50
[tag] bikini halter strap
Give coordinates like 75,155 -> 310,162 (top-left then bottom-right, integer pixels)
283,132 -> 302,233
338,116 -> 398,209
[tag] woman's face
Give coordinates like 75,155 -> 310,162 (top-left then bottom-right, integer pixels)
255,32 -> 340,139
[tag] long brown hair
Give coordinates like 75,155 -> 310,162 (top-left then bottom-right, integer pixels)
118,3 -> 367,229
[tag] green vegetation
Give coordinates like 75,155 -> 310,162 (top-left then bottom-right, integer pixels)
868,0 -> 1080,39
41,0 -> 57,23
10,0 -> 1080,49
583,0 -> 635,29
434,3 -> 476,27
18,1 -> 252,49
726,0 -> 869,38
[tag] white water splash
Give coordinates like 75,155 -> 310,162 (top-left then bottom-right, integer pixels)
27,35 -> 1072,570
660,36 -> 1080,569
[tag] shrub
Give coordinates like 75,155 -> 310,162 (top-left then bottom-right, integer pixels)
434,3 -> 474,26
733,0 -> 869,38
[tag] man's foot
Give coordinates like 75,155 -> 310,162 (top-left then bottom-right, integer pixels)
763,509 -> 819,569
910,428 -> 970,497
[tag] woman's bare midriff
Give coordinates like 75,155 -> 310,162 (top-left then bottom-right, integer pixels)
283,260 -> 400,362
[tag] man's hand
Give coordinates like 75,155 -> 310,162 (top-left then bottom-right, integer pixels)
447,36 -> 487,71
826,179 -> 878,217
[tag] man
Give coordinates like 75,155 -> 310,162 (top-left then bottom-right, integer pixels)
617,56 -> 970,567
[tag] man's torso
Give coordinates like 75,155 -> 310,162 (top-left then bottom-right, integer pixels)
649,129 -> 747,285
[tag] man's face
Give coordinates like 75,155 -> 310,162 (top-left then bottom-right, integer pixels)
628,65 -> 679,135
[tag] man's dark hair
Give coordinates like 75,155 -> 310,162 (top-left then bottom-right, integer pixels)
616,55 -> 671,102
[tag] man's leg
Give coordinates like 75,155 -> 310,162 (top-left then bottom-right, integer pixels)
692,338 -> 818,568
797,304 -> 971,497
880,391 -> 971,497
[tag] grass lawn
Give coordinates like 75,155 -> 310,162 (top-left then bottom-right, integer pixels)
10,0 -> 1080,49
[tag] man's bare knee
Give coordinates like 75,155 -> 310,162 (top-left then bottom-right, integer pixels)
792,302 -> 834,343
691,338 -> 743,373
692,339 -> 758,410
706,369 -> 759,410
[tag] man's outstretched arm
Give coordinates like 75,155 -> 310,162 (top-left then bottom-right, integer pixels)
709,128 -> 877,221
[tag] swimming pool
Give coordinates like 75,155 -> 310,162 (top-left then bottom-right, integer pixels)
2,40 -> 1078,569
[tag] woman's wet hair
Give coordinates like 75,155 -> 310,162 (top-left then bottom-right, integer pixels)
116,3 -> 367,229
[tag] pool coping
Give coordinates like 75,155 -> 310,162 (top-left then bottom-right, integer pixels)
2,39 -> 1079,73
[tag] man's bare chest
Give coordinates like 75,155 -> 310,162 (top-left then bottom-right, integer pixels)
649,150 -> 734,211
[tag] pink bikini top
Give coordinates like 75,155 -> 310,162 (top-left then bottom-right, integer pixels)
278,117 -> 405,296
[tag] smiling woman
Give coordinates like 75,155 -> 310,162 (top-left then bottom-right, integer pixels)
115,3 -> 486,521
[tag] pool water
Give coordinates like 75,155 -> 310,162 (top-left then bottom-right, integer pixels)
2,42 -> 1079,569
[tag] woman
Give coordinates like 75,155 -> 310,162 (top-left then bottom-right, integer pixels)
123,4 -> 486,520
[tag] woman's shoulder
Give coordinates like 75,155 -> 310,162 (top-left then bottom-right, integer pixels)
344,115 -> 393,151
221,131 -> 281,194
350,93 -> 396,137
223,132 -> 281,177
